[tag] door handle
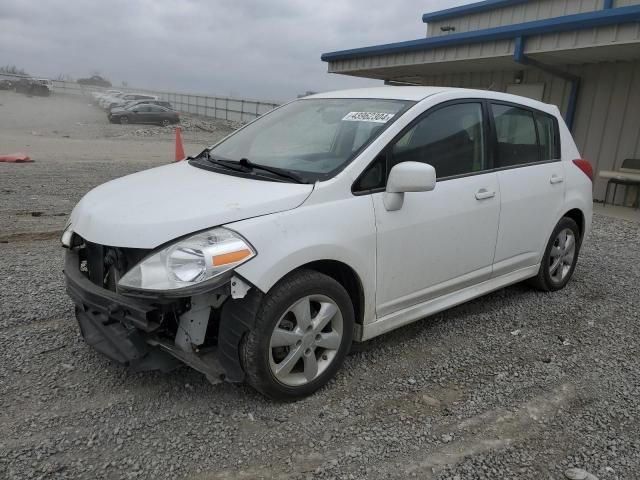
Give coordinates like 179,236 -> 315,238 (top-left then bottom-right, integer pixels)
475,188 -> 496,200
550,175 -> 564,184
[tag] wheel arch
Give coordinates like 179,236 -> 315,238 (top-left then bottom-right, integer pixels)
562,208 -> 585,239
294,259 -> 365,326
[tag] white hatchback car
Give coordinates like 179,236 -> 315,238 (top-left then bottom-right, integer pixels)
63,87 -> 593,400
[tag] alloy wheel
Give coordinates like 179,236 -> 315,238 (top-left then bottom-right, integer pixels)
268,294 -> 343,386
549,227 -> 576,283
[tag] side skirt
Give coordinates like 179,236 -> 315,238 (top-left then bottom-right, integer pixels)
359,265 -> 539,341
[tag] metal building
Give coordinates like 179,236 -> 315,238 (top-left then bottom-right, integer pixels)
321,0 -> 640,202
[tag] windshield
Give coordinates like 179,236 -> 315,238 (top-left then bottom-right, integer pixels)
208,98 -> 413,180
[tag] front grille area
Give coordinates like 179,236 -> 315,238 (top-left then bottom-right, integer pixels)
77,237 -> 150,292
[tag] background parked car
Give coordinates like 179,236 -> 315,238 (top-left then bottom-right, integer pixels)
109,99 -> 174,112
35,78 -> 53,94
77,75 -> 112,88
14,78 -> 51,96
108,103 -> 179,126
0,79 -> 13,90
92,89 -> 121,102
105,93 -> 157,110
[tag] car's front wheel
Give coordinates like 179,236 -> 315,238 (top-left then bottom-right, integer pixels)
241,270 -> 354,400
529,217 -> 581,291
119,116 -> 129,125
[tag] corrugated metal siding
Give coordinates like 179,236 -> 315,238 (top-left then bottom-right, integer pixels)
328,23 -> 640,74
416,68 -> 573,115
327,39 -> 515,73
425,0 -> 640,37
525,22 -> 640,52
399,61 -> 640,202
570,61 -> 640,202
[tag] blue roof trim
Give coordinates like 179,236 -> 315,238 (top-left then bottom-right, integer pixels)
321,4 -> 640,62
422,0 -> 528,23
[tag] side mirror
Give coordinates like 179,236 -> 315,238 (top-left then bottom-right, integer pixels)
384,161 -> 436,211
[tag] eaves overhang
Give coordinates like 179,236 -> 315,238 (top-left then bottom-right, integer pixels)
321,4 -> 640,63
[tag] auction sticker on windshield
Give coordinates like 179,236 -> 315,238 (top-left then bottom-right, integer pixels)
342,112 -> 395,123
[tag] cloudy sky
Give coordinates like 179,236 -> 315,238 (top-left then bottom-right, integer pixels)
0,0 -> 472,101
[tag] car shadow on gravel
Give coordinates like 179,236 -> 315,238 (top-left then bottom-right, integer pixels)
350,282 -> 534,354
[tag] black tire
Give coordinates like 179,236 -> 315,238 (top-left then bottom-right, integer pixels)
119,116 -> 129,125
528,217 -> 581,292
241,269 -> 354,401
161,119 -> 170,127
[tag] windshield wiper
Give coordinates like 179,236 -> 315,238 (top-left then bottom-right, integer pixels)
238,158 -> 307,184
189,149 -> 246,173
190,150 -> 307,183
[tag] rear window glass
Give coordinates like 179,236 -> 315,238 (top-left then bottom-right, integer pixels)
492,104 -> 539,167
535,112 -> 559,160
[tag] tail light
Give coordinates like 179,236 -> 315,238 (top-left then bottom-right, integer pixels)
572,159 -> 593,182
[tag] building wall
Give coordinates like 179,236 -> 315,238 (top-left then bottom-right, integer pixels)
415,61 -> 640,202
327,22 -> 640,76
426,0 -> 640,37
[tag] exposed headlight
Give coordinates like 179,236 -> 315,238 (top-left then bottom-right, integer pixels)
118,227 -> 255,292
61,223 -> 73,248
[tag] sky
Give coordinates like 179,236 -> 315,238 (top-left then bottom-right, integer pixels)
0,0 -> 472,102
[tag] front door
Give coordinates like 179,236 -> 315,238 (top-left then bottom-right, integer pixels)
370,101 -> 501,318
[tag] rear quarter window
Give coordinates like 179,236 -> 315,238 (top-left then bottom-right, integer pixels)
535,112 -> 560,160
491,103 -> 560,168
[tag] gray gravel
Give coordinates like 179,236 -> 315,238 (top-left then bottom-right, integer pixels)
2,91 -> 640,479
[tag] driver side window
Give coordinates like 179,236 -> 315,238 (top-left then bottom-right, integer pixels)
354,102 -> 488,193
391,102 -> 486,179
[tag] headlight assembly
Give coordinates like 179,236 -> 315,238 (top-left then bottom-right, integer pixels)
61,223 -> 74,248
118,227 -> 255,293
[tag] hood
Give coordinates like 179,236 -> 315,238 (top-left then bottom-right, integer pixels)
109,108 -> 126,113
70,161 -> 314,248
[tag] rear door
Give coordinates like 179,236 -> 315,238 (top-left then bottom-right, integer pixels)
135,105 -> 154,123
148,105 -> 170,123
490,103 -> 566,276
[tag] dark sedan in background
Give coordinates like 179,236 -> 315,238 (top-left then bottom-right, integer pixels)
109,99 -> 174,112
108,104 -> 180,126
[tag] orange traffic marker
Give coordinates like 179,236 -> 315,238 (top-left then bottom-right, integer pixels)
175,127 -> 185,162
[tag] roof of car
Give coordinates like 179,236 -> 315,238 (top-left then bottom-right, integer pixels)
305,86 -> 558,114
307,86 -> 449,101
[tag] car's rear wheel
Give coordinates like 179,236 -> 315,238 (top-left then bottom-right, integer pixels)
529,217 -> 581,291
161,119 -> 170,127
241,269 -> 354,401
119,116 -> 129,125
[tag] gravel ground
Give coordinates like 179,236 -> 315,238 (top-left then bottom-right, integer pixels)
1,91 -> 640,480
0,90 -> 235,239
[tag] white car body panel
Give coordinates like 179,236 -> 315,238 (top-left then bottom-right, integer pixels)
231,187 -> 378,323
372,172 -> 500,318
69,161 -> 313,249
492,162 -> 566,276
70,86 -> 593,342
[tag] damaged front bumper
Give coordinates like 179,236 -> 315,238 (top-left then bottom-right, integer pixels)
63,248 -> 258,384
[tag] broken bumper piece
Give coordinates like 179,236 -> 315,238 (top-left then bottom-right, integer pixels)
64,249 -> 228,383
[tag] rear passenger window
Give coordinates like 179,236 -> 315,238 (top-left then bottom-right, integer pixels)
390,103 -> 486,178
491,104 -> 538,167
535,112 -> 559,160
